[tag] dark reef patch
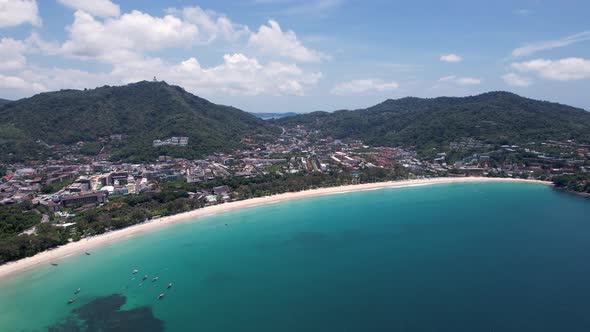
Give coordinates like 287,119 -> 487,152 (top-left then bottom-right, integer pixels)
47,293 -> 164,332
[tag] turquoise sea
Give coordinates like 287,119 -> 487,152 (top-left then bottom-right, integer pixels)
1,182 -> 590,331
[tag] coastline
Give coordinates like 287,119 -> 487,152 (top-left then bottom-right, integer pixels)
0,177 -> 551,280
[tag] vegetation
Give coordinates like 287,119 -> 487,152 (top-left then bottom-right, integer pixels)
275,92 -> 590,154
69,167 -> 408,236
0,223 -> 69,264
40,178 -> 76,194
0,124 -> 51,163
0,203 -> 41,236
0,81 -> 279,162
0,167 -> 409,264
553,174 -> 590,194
0,203 -> 63,264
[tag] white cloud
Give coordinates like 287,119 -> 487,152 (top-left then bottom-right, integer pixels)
512,31 -> 590,57
171,6 -> 249,43
2,52 -> 322,97
438,75 -> 481,85
0,38 -> 27,71
17,67 -> 112,91
330,79 -> 399,95
30,5 -> 252,65
455,77 -> 480,85
502,73 -> 532,87
122,53 -> 323,96
438,75 -> 456,81
0,0 -> 41,27
59,10 -> 199,63
511,58 -> 590,81
0,73 -> 44,90
57,0 -> 120,18
3,6 -> 323,98
440,54 -> 462,63
249,20 -> 329,62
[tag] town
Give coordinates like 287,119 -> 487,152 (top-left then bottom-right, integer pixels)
2,122 -> 589,234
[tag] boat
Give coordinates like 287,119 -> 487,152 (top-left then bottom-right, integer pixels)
50,263 -> 58,266
158,293 -> 165,300
132,269 -> 139,274
142,275 -> 148,281
167,283 -> 172,289
67,299 -> 76,304
152,277 -> 159,282
74,288 -> 80,295
85,252 -> 91,255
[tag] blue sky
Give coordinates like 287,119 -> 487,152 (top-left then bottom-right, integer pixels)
0,0 -> 589,112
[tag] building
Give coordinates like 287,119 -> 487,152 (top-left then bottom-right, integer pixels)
213,185 -> 230,195
153,137 -> 189,147
60,192 -> 107,207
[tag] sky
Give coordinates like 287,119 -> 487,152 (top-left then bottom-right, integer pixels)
0,0 -> 589,113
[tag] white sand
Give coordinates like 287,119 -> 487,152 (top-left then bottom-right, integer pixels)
0,177 -> 551,280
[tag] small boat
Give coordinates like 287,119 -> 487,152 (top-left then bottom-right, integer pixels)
151,277 -> 159,282
158,293 -> 165,300
51,263 -> 58,266
85,252 -> 91,256
167,283 -> 172,289
142,275 -> 148,281
132,269 -> 139,274
74,288 -> 80,295
67,298 -> 76,304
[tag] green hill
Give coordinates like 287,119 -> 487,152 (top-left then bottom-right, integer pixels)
0,81 -> 278,162
275,92 -> 590,152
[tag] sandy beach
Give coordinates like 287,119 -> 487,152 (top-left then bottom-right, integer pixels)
0,177 -> 551,280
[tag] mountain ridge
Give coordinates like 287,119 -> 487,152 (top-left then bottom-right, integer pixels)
0,81 -> 278,162
274,91 -> 590,153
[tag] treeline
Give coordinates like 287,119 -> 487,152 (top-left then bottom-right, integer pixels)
69,167 -> 408,237
0,223 -> 69,264
0,81 -> 278,162
0,124 -> 52,163
0,203 -> 67,264
0,203 -> 41,236
274,91 -> 590,154
553,174 -> 590,194
0,167 -> 408,264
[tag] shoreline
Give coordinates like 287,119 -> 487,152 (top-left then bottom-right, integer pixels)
0,177 -> 551,280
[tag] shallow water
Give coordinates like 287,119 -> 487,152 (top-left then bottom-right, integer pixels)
1,182 -> 590,331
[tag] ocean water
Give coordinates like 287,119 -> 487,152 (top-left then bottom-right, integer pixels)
1,183 -> 590,331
